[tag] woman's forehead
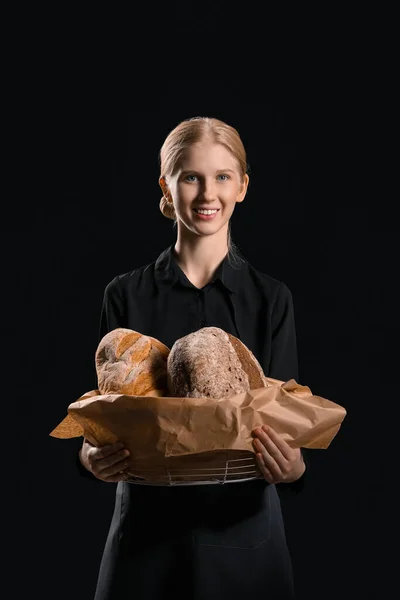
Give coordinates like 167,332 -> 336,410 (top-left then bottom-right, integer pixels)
178,142 -> 238,170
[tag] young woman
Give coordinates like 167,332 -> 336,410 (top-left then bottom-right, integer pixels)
78,116 -> 306,599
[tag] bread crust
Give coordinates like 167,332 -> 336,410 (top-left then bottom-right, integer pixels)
95,328 -> 170,396
167,327 -> 267,398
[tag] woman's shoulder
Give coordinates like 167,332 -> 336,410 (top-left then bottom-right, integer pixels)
105,265 -> 151,292
245,260 -> 293,299
103,252 -> 162,294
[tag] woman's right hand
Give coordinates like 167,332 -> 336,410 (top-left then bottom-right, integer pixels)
79,438 -> 131,483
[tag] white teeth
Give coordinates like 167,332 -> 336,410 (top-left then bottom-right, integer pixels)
196,209 -> 217,215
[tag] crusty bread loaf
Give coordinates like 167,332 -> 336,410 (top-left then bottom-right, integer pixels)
167,326 -> 268,398
95,328 -> 170,396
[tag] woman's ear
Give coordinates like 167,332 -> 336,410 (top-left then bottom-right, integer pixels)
159,176 -> 168,197
237,174 -> 249,203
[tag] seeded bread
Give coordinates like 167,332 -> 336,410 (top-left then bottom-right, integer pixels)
95,328 -> 170,396
167,326 -> 268,398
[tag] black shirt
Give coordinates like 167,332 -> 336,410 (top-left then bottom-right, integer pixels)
99,244 -> 299,382
81,244 -> 304,599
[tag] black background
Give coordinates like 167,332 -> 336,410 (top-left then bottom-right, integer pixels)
25,83 -> 391,599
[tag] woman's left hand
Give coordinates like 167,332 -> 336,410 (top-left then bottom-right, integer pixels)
251,425 -> 305,484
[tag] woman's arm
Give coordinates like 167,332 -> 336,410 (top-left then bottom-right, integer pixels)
268,282 -> 299,382
267,282 -> 309,491
76,276 -> 128,481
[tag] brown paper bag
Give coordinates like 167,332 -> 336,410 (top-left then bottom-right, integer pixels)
50,378 -> 346,485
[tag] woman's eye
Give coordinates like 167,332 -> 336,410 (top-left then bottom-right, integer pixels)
183,174 -> 229,182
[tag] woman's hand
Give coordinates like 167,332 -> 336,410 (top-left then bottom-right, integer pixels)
79,438 -> 131,483
251,425 -> 305,484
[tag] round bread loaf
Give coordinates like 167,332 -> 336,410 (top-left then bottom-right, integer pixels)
95,328 -> 170,396
167,326 -> 268,398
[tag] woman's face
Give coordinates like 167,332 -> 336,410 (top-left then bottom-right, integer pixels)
162,142 -> 249,238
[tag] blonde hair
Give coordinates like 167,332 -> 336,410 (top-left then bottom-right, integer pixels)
159,116 -> 248,266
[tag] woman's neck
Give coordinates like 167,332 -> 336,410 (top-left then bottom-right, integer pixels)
173,229 -> 229,289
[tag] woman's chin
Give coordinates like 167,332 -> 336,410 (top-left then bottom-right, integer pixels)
177,212 -> 231,238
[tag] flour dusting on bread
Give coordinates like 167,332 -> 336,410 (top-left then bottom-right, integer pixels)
95,328 -> 170,396
167,327 -> 267,398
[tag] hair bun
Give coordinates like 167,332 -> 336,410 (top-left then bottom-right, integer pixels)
159,196 -> 176,220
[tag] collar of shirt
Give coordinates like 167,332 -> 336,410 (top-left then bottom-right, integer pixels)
154,244 -> 245,294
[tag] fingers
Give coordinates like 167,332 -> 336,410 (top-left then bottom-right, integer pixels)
252,425 -> 296,484
91,442 -> 126,460
96,452 -> 131,482
88,442 -> 132,482
255,426 -> 294,459
252,437 -> 281,483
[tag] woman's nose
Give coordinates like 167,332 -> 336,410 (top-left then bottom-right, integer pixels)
200,180 -> 217,200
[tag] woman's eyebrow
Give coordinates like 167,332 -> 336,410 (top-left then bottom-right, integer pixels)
180,168 -> 235,175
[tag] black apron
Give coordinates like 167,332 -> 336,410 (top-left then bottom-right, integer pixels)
94,479 -> 295,599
